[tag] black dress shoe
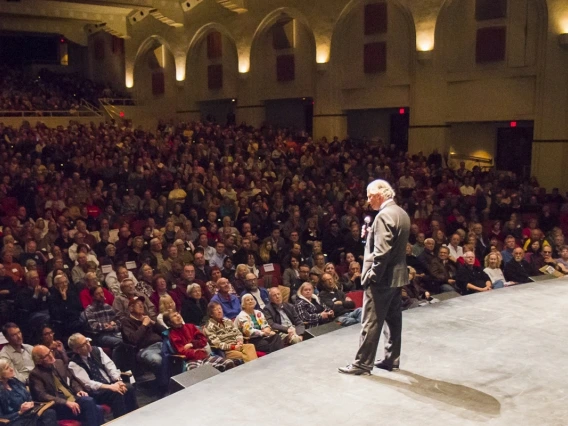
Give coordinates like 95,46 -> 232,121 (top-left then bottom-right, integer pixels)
338,364 -> 371,376
374,361 -> 400,371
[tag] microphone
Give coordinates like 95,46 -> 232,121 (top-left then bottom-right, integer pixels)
361,216 -> 371,242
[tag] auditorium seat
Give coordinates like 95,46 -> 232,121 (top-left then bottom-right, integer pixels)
345,291 -> 364,308
259,263 -> 282,285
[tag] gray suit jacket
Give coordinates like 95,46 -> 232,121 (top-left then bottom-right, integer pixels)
362,201 -> 410,288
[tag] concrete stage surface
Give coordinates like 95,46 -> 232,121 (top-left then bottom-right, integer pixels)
111,279 -> 568,426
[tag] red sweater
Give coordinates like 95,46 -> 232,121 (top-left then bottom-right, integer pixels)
168,324 -> 208,361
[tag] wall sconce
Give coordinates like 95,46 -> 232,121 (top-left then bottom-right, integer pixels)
417,50 -> 433,62
316,62 -> 328,73
559,33 -> 568,48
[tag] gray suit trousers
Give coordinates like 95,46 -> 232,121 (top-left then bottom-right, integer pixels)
354,284 -> 402,371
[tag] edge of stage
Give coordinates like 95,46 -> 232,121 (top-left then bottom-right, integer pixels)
109,278 -> 568,426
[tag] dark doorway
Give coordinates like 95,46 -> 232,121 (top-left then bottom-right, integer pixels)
264,98 -> 313,135
390,109 -> 409,153
347,108 -> 409,150
496,125 -> 533,179
200,99 -> 236,126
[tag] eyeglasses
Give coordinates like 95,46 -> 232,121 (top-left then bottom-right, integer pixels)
76,338 -> 92,349
543,251 -> 552,254
37,350 -> 54,361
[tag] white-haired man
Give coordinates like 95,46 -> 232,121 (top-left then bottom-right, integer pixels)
339,179 -> 410,375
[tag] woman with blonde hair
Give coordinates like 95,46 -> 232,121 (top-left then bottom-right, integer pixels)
294,282 -> 334,328
0,358 -> 58,426
157,294 -> 180,328
323,262 -> 347,291
483,252 -> 506,289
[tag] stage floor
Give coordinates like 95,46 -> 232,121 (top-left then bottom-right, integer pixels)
110,279 -> 568,426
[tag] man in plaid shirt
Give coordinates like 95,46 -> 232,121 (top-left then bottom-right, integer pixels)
84,286 -> 124,361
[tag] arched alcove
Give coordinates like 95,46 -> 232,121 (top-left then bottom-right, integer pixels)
132,36 -> 177,103
185,24 -> 239,103
436,0 -> 547,74
249,8 -> 317,101
330,0 -> 415,110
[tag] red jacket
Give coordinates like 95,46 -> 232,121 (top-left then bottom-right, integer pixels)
168,323 -> 208,361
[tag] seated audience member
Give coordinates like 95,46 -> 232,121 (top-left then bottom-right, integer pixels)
163,311 -> 236,372
150,275 -> 181,313
113,279 -> 156,321
203,302 -> 258,362
504,248 -> 537,284
46,257 -> 71,289
483,253 -> 506,289
38,326 -> 68,364
84,286 -> 123,358
501,235 -> 517,265
135,263 -> 155,298
71,253 -> 95,290
241,273 -> 269,310
210,278 -> 241,320
232,264 -> 249,295
235,294 -> 284,353
541,246 -> 568,274
29,345 -> 104,426
417,238 -> 437,272
2,250 -> 24,286
193,251 -> 212,283
106,265 -> 138,297
209,241 -> 227,269
323,263 -> 347,291
524,238 -> 545,271
205,266 -> 226,296
282,255 -> 302,294
181,283 -> 208,326
402,267 -> 431,310
79,272 -> 115,308
0,264 -> 17,324
447,233 -> 464,260
263,287 -> 304,345
318,273 -> 362,326
556,245 -> 568,269
156,294 -> 178,329
428,246 -> 458,293
0,358 -> 58,426
120,298 -> 166,390
15,271 -> 50,329
455,252 -> 492,295
49,274 -> 84,338
68,333 -> 138,419
0,323 -> 34,384
343,261 -> 363,292
294,282 -> 334,328
175,264 -> 212,303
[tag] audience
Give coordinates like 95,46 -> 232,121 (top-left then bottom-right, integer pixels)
0,102 -> 566,422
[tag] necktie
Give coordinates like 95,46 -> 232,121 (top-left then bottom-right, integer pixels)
87,356 -> 109,384
53,373 -> 75,402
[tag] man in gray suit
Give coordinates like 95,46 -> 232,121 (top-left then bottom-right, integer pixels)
339,179 -> 410,375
